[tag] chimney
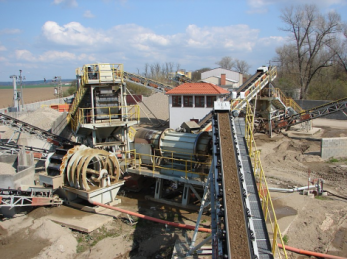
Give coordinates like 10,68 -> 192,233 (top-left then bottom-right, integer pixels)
221,74 -> 226,86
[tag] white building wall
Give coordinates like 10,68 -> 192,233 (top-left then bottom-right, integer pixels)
168,95 -> 224,129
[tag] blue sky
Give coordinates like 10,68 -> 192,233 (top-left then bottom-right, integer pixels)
1,0 -> 347,81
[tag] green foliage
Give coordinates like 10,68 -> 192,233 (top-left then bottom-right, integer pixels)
282,235 -> 289,245
64,84 -> 77,96
328,157 -> 347,163
75,224 -> 123,253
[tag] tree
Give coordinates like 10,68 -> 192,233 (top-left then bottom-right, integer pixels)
234,59 -> 251,74
216,56 -> 235,70
216,56 -> 250,74
329,22 -> 347,74
279,4 -> 342,99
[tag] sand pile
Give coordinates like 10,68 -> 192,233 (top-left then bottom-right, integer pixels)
139,92 -> 169,125
18,107 -> 62,131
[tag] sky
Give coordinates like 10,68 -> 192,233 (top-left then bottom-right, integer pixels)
1,0 -> 347,82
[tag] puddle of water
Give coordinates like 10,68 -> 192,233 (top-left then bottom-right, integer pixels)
271,199 -> 297,220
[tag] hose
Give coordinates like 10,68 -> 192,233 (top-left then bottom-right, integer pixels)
89,200 -> 212,233
278,244 -> 347,259
91,200 -> 346,258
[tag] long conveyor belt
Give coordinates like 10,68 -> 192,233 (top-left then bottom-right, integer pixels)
274,96 -> 347,130
211,111 -> 272,258
198,71 -> 264,129
0,112 -> 76,146
123,71 -> 174,93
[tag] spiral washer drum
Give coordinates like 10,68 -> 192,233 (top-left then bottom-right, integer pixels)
133,128 -> 212,162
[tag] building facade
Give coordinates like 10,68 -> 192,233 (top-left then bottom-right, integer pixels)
201,68 -> 243,89
166,82 -> 229,129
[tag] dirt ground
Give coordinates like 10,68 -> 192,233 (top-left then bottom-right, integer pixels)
0,87 -> 70,108
0,97 -> 347,258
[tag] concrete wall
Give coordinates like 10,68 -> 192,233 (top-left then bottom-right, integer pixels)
52,112 -> 68,135
295,100 -> 347,120
321,137 -> 347,160
0,166 -> 35,189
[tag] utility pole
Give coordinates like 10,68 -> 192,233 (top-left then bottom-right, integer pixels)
53,76 -> 62,103
10,75 -> 19,111
19,70 -> 25,111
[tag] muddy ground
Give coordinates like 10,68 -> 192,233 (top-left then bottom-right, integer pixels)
0,94 -> 347,258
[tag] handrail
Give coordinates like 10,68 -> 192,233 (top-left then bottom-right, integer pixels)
70,105 -> 140,132
274,88 -> 303,113
124,149 -> 210,180
244,101 -> 288,259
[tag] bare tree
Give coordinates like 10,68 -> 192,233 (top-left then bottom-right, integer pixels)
234,59 -> 250,74
329,23 -> 347,74
279,4 -> 342,99
143,63 -> 149,77
216,56 -> 234,70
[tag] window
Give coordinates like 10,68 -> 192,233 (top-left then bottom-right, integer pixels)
172,96 -> 182,107
183,96 -> 193,107
195,96 -> 205,107
206,96 -> 216,107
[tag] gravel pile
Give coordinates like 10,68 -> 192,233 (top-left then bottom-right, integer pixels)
18,107 -> 62,131
0,162 -> 16,174
138,92 -> 169,127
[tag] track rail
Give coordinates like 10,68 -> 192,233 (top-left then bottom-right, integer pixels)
0,112 -> 76,146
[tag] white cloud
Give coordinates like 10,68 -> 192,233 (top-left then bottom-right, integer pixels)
83,10 -> 95,18
42,21 -> 112,46
15,50 -> 35,61
0,28 -> 21,35
0,43 -> 6,51
40,21 -> 263,61
52,0 -> 77,8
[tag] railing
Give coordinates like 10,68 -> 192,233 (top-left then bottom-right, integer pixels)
70,105 -> 140,132
230,66 -> 277,112
274,88 -> 303,114
124,149 -> 210,180
244,102 -> 288,259
80,63 -> 124,85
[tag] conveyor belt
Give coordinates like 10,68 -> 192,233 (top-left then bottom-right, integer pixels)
123,71 -> 174,93
198,70 -> 267,131
274,96 -> 347,130
0,142 -> 51,157
211,111 -> 273,258
0,112 -> 76,146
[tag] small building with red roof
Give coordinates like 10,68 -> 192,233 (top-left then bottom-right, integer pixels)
165,82 -> 229,129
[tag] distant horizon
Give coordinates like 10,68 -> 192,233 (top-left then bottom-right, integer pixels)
0,79 -> 75,85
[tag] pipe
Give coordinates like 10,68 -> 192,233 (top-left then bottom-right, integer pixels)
90,200 -> 212,233
278,244 -> 347,259
268,185 -> 316,193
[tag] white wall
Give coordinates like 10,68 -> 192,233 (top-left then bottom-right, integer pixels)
168,95 -> 223,129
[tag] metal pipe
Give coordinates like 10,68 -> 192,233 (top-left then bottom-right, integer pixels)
268,185 -> 316,193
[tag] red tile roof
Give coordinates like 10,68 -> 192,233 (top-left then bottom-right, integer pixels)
166,83 -> 229,95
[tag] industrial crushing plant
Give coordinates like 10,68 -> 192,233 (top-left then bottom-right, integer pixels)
1,63 -> 347,258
